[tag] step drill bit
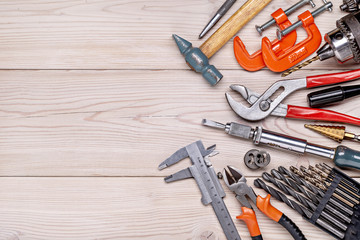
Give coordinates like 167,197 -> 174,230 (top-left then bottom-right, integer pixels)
282,10 -> 360,77
278,166 -> 354,216
305,124 -> 360,143
262,171 -> 351,225
254,178 -> 346,239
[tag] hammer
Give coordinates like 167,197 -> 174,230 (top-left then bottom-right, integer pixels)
174,0 -> 272,85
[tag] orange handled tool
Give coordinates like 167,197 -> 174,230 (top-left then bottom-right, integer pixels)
223,166 -> 306,240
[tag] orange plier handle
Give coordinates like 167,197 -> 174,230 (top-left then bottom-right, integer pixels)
236,207 -> 263,240
256,194 -> 307,240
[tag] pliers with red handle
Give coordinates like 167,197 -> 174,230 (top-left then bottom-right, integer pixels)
223,166 -> 306,240
226,69 -> 360,125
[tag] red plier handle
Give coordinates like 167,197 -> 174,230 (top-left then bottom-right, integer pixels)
306,68 -> 360,88
286,105 -> 360,126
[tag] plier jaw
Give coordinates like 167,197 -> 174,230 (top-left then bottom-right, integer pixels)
225,69 -> 360,126
223,166 -> 258,209
223,166 -> 307,240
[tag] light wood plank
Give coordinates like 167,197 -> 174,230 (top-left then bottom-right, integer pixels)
0,0 -> 355,70
0,177 -> 349,240
1,69 -> 360,176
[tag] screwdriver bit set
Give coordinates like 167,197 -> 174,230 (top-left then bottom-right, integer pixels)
255,164 -> 360,240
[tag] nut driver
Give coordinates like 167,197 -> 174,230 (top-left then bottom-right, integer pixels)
223,166 -> 306,240
158,141 -> 242,240
225,69 -> 360,125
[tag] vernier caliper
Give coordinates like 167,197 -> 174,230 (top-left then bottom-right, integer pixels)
158,140 -> 241,240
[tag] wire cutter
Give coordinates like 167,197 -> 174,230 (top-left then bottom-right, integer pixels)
226,69 -> 360,125
223,166 -> 306,240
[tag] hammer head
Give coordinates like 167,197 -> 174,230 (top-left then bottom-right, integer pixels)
173,34 -> 223,86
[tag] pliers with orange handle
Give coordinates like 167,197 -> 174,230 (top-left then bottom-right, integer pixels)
223,166 -> 306,240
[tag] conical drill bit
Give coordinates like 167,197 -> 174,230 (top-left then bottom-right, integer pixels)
281,55 -> 320,77
305,124 -> 360,143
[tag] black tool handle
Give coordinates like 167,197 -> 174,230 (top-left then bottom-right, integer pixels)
307,84 -> 360,107
278,214 -> 307,240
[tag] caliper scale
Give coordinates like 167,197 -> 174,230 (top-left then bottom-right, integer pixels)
158,141 -> 241,240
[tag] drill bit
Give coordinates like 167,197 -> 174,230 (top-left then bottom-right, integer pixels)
291,166 -> 355,207
316,163 -> 359,192
300,166 -> 360,203
310,165 -> 360,196
305,124 -> 360,143
263,172 -> 351,225
279,166 -> 354,216
254,178 -> 345,239
281,55 -> 320,77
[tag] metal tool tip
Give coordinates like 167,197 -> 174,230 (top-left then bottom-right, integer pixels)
202,119 -> 226,129
276,28 -> 283,40
164,175 -> 172,182
158,163 -> 167,170
255,25 -> 263,36
262,172 -> 271,181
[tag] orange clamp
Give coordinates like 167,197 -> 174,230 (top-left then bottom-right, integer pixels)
256,194 -> 283,222
234,8 -> 297,72
236,206 -> 261,237
262,10 -> 322,72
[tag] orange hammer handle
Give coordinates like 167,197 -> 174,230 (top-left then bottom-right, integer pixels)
236,207 -> 262,238
200,0 -> 272,58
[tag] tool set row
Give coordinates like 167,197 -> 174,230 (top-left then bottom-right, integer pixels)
160,0 -> 360,239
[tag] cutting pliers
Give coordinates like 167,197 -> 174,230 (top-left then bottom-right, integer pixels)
226,69 -> 360,125
223,166 -> 306,240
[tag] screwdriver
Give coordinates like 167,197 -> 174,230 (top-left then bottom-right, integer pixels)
202,119 -> 360,170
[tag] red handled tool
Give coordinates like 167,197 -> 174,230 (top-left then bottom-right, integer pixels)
223,166 -> 306,240
226,69 -> 360,125
234,8 -> 297,71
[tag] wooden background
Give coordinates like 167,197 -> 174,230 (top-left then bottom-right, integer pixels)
0,0 -> 359,239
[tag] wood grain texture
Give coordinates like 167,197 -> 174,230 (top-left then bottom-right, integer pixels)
0,0 -> 354,70
0,0 -> 359,239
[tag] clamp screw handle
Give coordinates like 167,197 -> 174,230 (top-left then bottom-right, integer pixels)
256,0 -> 316,35
277,1 -> 333,40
